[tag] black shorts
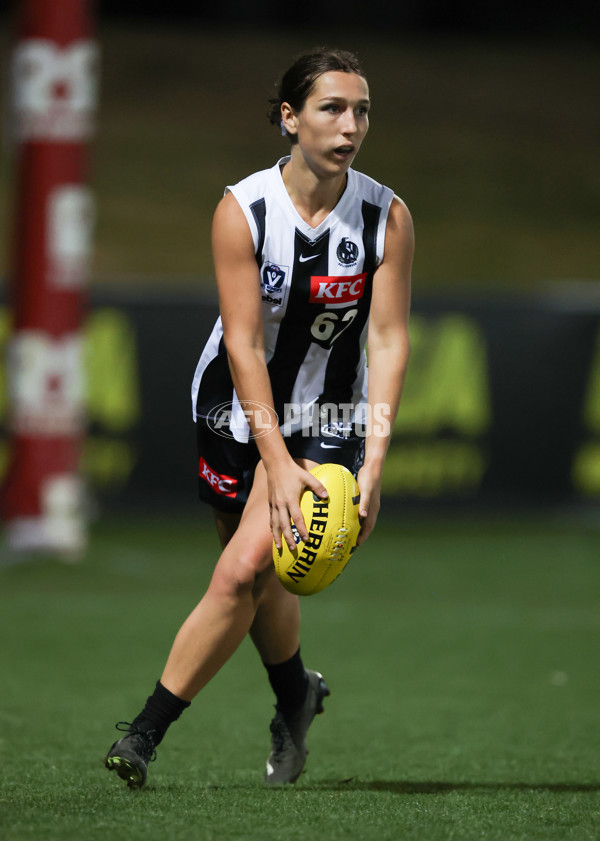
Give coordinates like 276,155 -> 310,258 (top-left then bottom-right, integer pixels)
196,421 -> 365,513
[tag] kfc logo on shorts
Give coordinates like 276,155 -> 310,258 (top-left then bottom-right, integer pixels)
199,457 -> 238,498
309,273 -> 366,304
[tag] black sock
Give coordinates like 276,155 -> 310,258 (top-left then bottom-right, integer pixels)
131,681 -> 190,745
264,649 -> 309,715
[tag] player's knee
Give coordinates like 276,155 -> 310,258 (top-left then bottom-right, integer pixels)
234,551 -> 264,594
212,543 -> 271,600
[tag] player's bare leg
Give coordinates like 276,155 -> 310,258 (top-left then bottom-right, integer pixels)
214,508 -> 302,663
159,461 -> 294,700
207,456 -> 319,670
105,458 -> 328,788
247,456 -> 317,663
249,568 -> 300,662
207,457 -> 329,785
105,466 -> 277,789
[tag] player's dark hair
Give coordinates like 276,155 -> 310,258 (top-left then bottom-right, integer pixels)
268,48 -> 365,143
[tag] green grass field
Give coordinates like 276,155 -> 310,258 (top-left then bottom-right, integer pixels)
1,513 -> 598,840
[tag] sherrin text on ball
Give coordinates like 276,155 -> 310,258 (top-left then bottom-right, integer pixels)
273,463 -> 361,596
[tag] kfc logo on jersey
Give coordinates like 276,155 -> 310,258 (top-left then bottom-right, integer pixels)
261,263 -> 288,306
309,273 -> 366,304
198,457 -> 238,498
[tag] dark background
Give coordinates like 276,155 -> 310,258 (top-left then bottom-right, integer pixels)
0,2 -> 599,513
97,0 -> 599,37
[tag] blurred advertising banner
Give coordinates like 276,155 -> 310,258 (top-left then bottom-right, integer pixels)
1,0 -> 99,557
0,286 -> 599,516
384,291 -> 600,505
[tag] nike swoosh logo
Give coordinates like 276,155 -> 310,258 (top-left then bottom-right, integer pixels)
320,442 -> 342,449
299,254 -> 320,262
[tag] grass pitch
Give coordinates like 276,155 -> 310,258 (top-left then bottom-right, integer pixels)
0,513 -> 599,840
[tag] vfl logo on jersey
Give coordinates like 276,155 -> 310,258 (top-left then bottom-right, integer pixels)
199,456 -> 238,498
337,238 -> 359,267
309,273 -> 366,304
261,262 -> 288,306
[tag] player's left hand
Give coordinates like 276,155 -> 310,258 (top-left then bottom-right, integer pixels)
355,463 -> 381,546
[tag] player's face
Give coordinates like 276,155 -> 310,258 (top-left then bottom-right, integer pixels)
286,71 -> 370,178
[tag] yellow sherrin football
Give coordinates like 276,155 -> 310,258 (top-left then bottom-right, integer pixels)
273,463 -> 361,596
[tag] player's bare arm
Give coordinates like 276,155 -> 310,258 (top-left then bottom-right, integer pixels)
357,195 -> 413,545
212,193 -> 327,551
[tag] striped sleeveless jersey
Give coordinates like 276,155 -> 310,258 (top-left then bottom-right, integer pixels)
191,157 -> 394,442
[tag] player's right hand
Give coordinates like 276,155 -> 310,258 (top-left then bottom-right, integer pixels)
266,459 -> 328,552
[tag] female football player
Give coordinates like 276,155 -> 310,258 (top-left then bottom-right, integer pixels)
104,47 -> 413,789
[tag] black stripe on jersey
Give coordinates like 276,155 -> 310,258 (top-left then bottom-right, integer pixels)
250,198 -> 266,265
194,336 -> 234,420
318,201 -> 382,406
266,228 -> 331,418
361,200 -> 381,275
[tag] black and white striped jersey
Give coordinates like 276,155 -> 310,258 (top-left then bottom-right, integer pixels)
192,156 -> 394,442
